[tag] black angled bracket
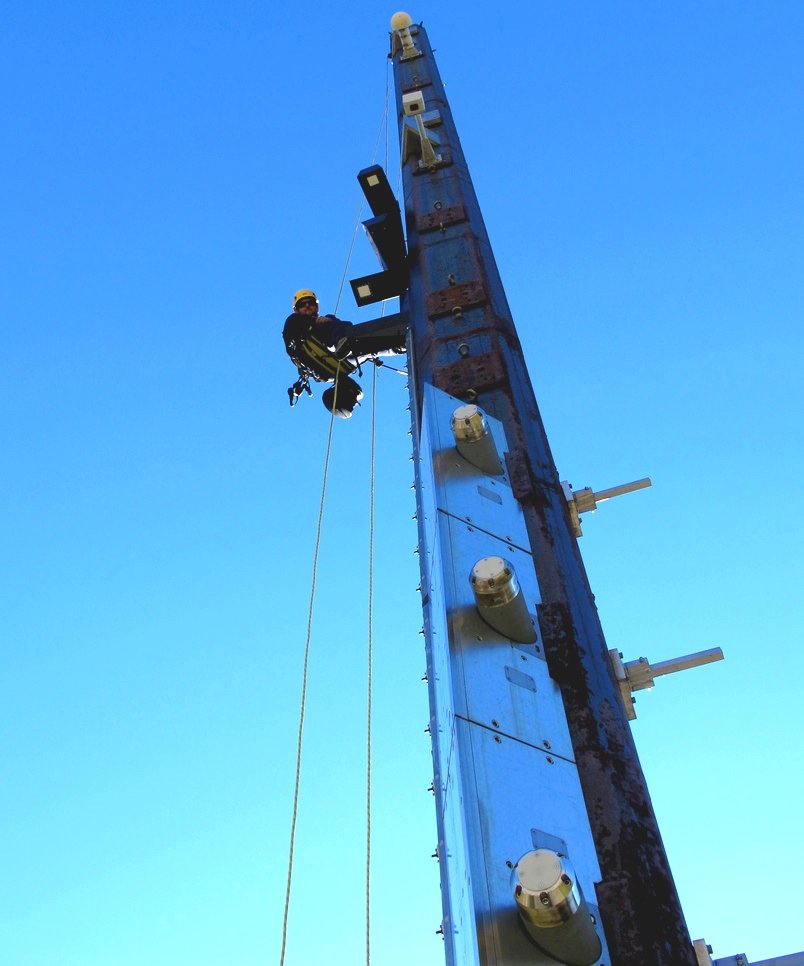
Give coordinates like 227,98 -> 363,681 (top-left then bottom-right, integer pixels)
350,165 -> 409,307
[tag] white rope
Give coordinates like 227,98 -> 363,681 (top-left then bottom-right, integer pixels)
365,363 -> 377,965
281,57 -> 392,965
334,63 -> 391,316
278,369 -> 340,966
364,61 -> 390,966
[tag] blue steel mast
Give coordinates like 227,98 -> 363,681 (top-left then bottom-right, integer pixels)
388,15 -> 698,966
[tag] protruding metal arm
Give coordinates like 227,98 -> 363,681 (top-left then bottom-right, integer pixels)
401,90 -> 440,167
649,647 -> 725,683
610,647 -> 725,720
587,477 -> 652,507
692,938 -> 714,965
562,477 -> 652,536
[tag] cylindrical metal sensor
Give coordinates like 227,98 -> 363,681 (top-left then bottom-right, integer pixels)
512,849 -> 602,966
451,405 -> 503,475
470,556 -> 520,607
451,404 -> 487,442
469,557 -> 537,643
514,849 -> 580,928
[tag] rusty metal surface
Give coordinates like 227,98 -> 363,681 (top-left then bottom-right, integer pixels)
505,448 -> 535,505
426,281 -> 487,318
418,204 -> 468,233
538,601 -> 698,966
433,352 -> 506,397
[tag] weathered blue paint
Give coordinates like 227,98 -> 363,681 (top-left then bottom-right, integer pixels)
394,21 -> 698,966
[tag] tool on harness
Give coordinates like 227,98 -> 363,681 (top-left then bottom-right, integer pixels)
287,335 -> 364,417
288,372 -> 313,407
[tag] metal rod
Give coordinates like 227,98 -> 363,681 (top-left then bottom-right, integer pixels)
593,477 -> 652,504
651,647 -> 725,679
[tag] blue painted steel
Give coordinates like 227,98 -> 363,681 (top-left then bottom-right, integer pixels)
413,385 -> 607,964
395,19 -> 700,966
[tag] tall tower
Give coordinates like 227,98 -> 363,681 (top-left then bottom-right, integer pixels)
388,15 -> 697,966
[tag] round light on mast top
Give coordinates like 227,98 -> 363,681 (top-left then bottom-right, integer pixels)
390,11 -> 413,30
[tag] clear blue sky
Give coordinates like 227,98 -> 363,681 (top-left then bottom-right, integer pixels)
2,2 -> 802,964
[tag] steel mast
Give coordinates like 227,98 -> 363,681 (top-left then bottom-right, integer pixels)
387,14 -> 697,966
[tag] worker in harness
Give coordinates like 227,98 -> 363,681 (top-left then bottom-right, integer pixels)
283,289 -> 355,361
283,287 -> 408,418
283,288 -> 363,417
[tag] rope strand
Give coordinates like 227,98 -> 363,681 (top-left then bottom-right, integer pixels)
334,68 -> 391,315
365,365 -> 377,965
364,64 -> 388,962
279,369 -> 341,966
282,56 -> 391,963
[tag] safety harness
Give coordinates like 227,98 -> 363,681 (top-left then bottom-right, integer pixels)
287,336 -> 357,407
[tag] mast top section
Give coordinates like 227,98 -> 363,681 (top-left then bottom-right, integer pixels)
390,11 -> 420,58
390,11 -> 413,29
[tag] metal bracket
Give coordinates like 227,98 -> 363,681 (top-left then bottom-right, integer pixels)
434,352 -> 506,398
609,647 -> 725,720
413,148 -> 452,172
401,110 -> 443,165
417,204 -> 467,233
426,281 -> 487,318
561,477 -> 651,537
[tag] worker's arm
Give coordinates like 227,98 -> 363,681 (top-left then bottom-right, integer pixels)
282,313 -> 311,356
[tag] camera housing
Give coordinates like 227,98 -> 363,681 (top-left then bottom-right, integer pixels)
403,90 -> 425,116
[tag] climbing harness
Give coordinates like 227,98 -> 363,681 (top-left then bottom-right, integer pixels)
287,336 -> 355,405
287,372 -> 312,407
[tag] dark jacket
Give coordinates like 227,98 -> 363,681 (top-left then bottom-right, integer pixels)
283,312 -> 357,384
283,312 -> 314,357
283,313 -> 353,358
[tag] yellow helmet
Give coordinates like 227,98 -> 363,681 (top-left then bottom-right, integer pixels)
293,288 -> 318,308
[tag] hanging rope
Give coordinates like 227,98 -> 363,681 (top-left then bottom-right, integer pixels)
363,61 -> 390,964
279,368 -> 341,966
365,364 -> 378,965
334,60 -> 391,315
281,57 -> 392,964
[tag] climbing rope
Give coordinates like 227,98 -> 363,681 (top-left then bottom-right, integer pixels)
334,58 -> 391,315
366,76 -> 393,956
278,369 -> 340,966
365,364 -> 377,965
281,57 -> 393,965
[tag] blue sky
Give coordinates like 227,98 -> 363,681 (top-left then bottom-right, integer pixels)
2,2 -> 803,964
